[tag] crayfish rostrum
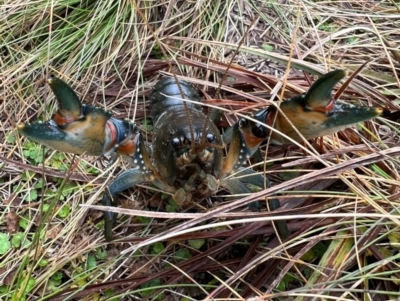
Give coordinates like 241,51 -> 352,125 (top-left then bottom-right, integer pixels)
18,70 -> 382,241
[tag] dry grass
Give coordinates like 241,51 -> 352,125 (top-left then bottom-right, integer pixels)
1,0 -> 400,300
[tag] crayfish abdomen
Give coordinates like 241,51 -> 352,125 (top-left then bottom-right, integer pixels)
150,77 -> 202,120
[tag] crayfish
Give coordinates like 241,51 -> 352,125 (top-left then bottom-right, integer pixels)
18,70 -> 382,241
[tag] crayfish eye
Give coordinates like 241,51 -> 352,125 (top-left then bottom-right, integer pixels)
171,137 -> 180,148
206,133 -> 215,143
251,123 -> 268,138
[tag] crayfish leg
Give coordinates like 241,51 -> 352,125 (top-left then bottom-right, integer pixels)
222,168 -> 289,239
220,113 -> 290,238
102,168 -> 153,241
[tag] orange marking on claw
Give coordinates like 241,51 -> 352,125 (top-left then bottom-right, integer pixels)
116,134 -> 139,156
240,126 -> 265,149
116,141 -> 137,156
311,97 -> 336,113
53,112 -> 79,126
243,132 -> 264,149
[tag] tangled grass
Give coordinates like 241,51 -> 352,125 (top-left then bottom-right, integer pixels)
1,0 -> 400,300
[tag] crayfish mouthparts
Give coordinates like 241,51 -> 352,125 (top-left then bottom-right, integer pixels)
17,69 -> 383,241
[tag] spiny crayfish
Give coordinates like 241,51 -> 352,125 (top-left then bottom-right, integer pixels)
18,69 -> 382,241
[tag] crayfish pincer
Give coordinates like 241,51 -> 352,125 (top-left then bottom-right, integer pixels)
252,69 -> 383,145
18,70 -> 382,241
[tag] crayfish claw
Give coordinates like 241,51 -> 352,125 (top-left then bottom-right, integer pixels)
264,69 -> 383,144
305,69 -> 347,113
48,75 -> 84,125
18,105 -> 111,156
18,74 -> 126,156
17,121 -> 74,152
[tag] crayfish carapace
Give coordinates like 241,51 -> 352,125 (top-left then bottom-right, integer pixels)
18,70 -> 382,241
